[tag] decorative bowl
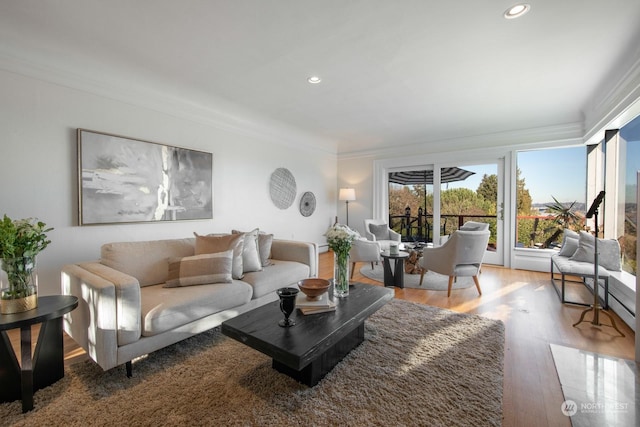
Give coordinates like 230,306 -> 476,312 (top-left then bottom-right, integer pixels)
298,278 -> 330,300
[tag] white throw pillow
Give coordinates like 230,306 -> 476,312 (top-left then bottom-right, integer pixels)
232,228 -> 263,273
569,231 -> 621,271
557,229 -> 580,257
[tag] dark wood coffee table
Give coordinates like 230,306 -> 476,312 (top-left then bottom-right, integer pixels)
221,282 -> 393,386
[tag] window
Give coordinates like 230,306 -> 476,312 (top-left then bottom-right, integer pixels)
618,115 -> 640,274
515,147 -> 586,248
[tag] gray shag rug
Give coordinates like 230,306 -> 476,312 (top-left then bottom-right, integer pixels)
359,264 -> 475,290
1,299 -> 504,427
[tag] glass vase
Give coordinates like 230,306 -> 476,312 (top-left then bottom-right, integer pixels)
333,250 -> 350,298
0,256 -> 38,314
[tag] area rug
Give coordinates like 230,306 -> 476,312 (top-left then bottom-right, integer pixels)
1,300 -> 504,427
359,263 -> 475,290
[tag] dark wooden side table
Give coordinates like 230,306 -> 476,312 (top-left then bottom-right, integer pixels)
380,250 -> 410,288
0,295 -> 78,412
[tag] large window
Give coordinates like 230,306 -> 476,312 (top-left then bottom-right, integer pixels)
619,115 -> 640,274
515,147 -> 586,248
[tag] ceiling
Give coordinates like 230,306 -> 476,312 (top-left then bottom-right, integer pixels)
1,1 -> 640,155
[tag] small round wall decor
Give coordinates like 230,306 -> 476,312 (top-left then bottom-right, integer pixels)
299,191 -> 316,217
269,168 -> 297,209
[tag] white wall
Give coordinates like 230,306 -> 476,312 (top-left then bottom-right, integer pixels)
0,70 -> 337,295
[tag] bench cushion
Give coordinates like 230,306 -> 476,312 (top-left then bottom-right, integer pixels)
551,254 -> 611,277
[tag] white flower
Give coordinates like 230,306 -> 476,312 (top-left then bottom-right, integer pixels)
325,223 -> 359,254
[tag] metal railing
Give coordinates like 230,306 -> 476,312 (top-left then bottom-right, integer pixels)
389,213 -> 496,242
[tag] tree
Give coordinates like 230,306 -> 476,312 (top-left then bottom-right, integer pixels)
477,174 -> 497,203
516,168 -> 533,215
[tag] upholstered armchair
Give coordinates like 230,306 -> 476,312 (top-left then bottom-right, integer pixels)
349,239 -> 382,279
418,229 -> 490,297
459,221 -> 490,231
363,219 -> 401,251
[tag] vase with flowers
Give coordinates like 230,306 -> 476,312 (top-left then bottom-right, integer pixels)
0,215 -> 53,314
325,223 -> 359,298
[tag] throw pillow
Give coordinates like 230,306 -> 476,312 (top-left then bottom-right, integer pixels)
557,236 -> 579,257
557,229 -> 580,257
258,233 -> 274,267
570,231 -> 622,271
369,223 -> 390,240
194,233 -> 245,279
232,228 -> 263,273
164,251 -> 233,288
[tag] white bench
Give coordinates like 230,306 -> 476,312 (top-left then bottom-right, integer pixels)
550,254 -> 609,308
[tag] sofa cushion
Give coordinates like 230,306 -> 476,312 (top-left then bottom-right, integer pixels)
570,231 -> 621,271
165,251 -> 233,288
194,233 -> 244,279
232,228 -> 263,273
241,260 -> 310,299
101,238 -> 195,287
369,223 -> 390,240
140,281 -> 253,337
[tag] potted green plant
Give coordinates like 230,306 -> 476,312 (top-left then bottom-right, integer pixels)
542,196 -> 583,248
0,214 -> 53,314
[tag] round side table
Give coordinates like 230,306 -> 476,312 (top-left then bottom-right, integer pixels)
380,251 -> 410,288
0,295 -> 78,412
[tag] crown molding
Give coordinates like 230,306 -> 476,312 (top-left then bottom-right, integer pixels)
583,52 -> 640,144
338,122 -> 584,160
0,50 -> 338,155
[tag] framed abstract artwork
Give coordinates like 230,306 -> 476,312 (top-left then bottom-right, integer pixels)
77,129 -> 213,225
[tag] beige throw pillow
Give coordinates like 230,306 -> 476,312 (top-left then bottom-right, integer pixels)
164,251 -> 233,288
194,233 -> 245,279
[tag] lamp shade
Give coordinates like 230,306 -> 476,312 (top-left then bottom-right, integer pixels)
339,188 -> 356,201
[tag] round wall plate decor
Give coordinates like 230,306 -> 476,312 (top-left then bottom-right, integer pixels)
299,191 -> 316,217
269,168 -> 297,209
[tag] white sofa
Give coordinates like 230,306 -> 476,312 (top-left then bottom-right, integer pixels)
61,236 -> 317,375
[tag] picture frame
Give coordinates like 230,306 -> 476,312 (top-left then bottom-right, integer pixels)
77,129 -> 213,225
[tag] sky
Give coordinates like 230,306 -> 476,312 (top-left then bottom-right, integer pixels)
443,147 -> 586,205
515,147 -> 586,204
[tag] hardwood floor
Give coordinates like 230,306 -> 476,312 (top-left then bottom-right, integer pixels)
5,251 -> 636,426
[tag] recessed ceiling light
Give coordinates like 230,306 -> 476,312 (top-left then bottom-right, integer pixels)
504,3 -> 530,19
307,76 -> 322,84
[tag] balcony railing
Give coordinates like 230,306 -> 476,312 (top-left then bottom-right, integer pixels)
389,213 -> 496,242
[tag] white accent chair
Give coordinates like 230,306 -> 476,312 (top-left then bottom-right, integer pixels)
349,239 -> 382,279
418,229 -> 490,297
459,221 -> 490,231
363,219 -> 401,251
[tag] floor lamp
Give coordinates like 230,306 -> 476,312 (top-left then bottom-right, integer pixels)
339,188 -> 356,227
573,191 -> 624,336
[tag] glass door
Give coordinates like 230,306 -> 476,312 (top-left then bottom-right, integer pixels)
435,162 -> 504,265
387,161 -> 504,265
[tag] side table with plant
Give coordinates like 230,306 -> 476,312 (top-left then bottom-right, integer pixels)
0,215 -> 53,314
